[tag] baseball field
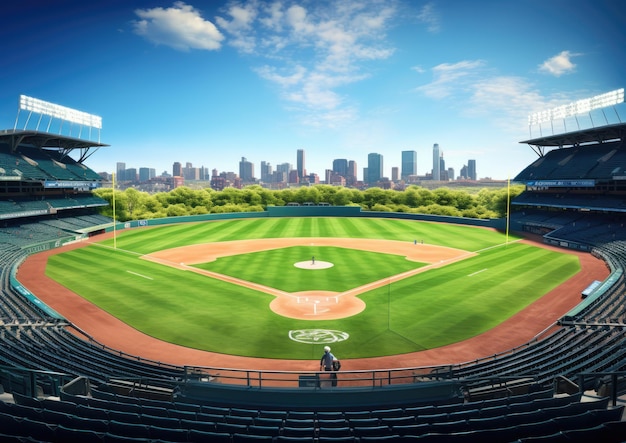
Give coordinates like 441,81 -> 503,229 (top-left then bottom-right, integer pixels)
44,217 -> 580,360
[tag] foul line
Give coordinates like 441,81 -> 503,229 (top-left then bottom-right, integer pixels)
127,271 -> 153,280
468,268 -> 488,277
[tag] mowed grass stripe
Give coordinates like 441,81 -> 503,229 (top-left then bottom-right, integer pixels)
45,218 -> 575,359
196,246 -> 425,292
356,244 -> 580,352
101,218 -> 516,255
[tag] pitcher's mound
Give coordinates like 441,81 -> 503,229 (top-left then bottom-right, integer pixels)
270,291 -> 365,320
294,261 -> 334,269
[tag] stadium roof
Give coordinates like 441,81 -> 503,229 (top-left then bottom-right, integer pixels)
520,122 -> 626,156
0,129 -> 108,163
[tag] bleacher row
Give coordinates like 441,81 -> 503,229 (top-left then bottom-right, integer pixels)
0,195 -> 108,218
0,145 -> 102,181
0,387 -> 623,442
513,210 -> 626,246
515,140 -> 626,181
0,214 -> 626,441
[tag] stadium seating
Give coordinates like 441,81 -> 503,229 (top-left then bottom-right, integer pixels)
0,210 -> 625,440
1,130 -> 626,439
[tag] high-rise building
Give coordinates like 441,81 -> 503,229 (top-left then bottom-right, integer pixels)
260,161 -> 273,183
116,162 -> 126,180
172,162 -> 182,177
468,159 -> 477,180
139,167 -> 153,182
125,168 -> 137,182
288,169 -> 299,184
276,163 -> 291,175
391,167 -> 399,182
239,157 -> 254,182
297,149 -> 306,182
367,153 -> 383,185
439,153 -> 446,179
432,144 -> 440,181
401,150 -> 417,180
332,159 -> 348,178
460,164 -> 468,179
347,160 -> 357,185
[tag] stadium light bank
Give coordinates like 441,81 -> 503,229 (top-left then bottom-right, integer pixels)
14,94 -> 102,143
527,88 -> 624,138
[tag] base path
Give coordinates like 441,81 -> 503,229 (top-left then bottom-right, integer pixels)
16,232 -> 609,371
143,237 -> 473,320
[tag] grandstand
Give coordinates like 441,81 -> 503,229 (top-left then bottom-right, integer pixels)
2,101 -> 626,441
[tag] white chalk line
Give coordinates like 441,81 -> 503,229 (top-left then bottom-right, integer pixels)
468,268 -> 488,277
126,271 -> 153,280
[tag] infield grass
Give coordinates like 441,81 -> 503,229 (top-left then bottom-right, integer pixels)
194,246 -> 426,292
44,217 -> 580,359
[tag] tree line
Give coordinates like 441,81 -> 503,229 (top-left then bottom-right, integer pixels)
94,184 -> 524,222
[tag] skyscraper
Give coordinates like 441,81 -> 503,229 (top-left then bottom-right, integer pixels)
347,160 -> 357,185
391,167 -> 399,182
297,149 -> 306,182
332,158 -> 348,178
468,159 -> 477,180
239,157 -> 254,182
432,144 -> 440,181
367,153 -> 383,185
260,161 -> 273,183
401,150 -> 417,180
172,162 -> 182,177
116,162 -> 126,181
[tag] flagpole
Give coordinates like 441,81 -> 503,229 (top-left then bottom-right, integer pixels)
112,172 -> 117,250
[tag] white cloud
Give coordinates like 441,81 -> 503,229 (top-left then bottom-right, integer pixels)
416,60 -> 579,136
415,60 -> 486,99
539,50 -> 579,76
214,1 -> 259,53
216,0 -> 397,126
133,2 -> 224,51
417,3 -> 440,33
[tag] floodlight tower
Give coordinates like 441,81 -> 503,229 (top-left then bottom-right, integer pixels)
527,88 -> 624,153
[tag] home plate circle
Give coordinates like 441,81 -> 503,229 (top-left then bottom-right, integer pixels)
294,261 -> 334,269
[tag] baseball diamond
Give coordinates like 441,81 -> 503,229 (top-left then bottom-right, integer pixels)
20,216 -> 606,367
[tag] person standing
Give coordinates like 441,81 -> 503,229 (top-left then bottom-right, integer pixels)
320,346 -> 334,371
320,346 -> 338,387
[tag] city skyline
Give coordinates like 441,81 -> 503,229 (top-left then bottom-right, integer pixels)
2,1 -> 625,181
113,146 -> 478,185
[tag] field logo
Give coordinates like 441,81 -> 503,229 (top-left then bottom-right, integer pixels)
289,329 -> 349,344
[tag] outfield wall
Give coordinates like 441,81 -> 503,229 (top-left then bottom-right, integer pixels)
102,206 -> 505,232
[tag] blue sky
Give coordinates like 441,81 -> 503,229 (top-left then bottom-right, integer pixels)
1,0 -> 625,181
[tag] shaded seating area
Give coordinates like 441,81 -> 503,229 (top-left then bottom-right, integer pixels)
0,386 -> 621,443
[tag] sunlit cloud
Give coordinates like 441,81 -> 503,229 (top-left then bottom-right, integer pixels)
216,0 -> 398,126
539,50 -> 579,76
416,59 -> 587,136
133,2 -> 224,51
415,60 -> 486,99
417,2 -> 441,33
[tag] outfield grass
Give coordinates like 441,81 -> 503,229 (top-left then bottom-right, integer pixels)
44,218 -> 579,359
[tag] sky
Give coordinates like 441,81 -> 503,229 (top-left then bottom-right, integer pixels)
1,0 -> 625,181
